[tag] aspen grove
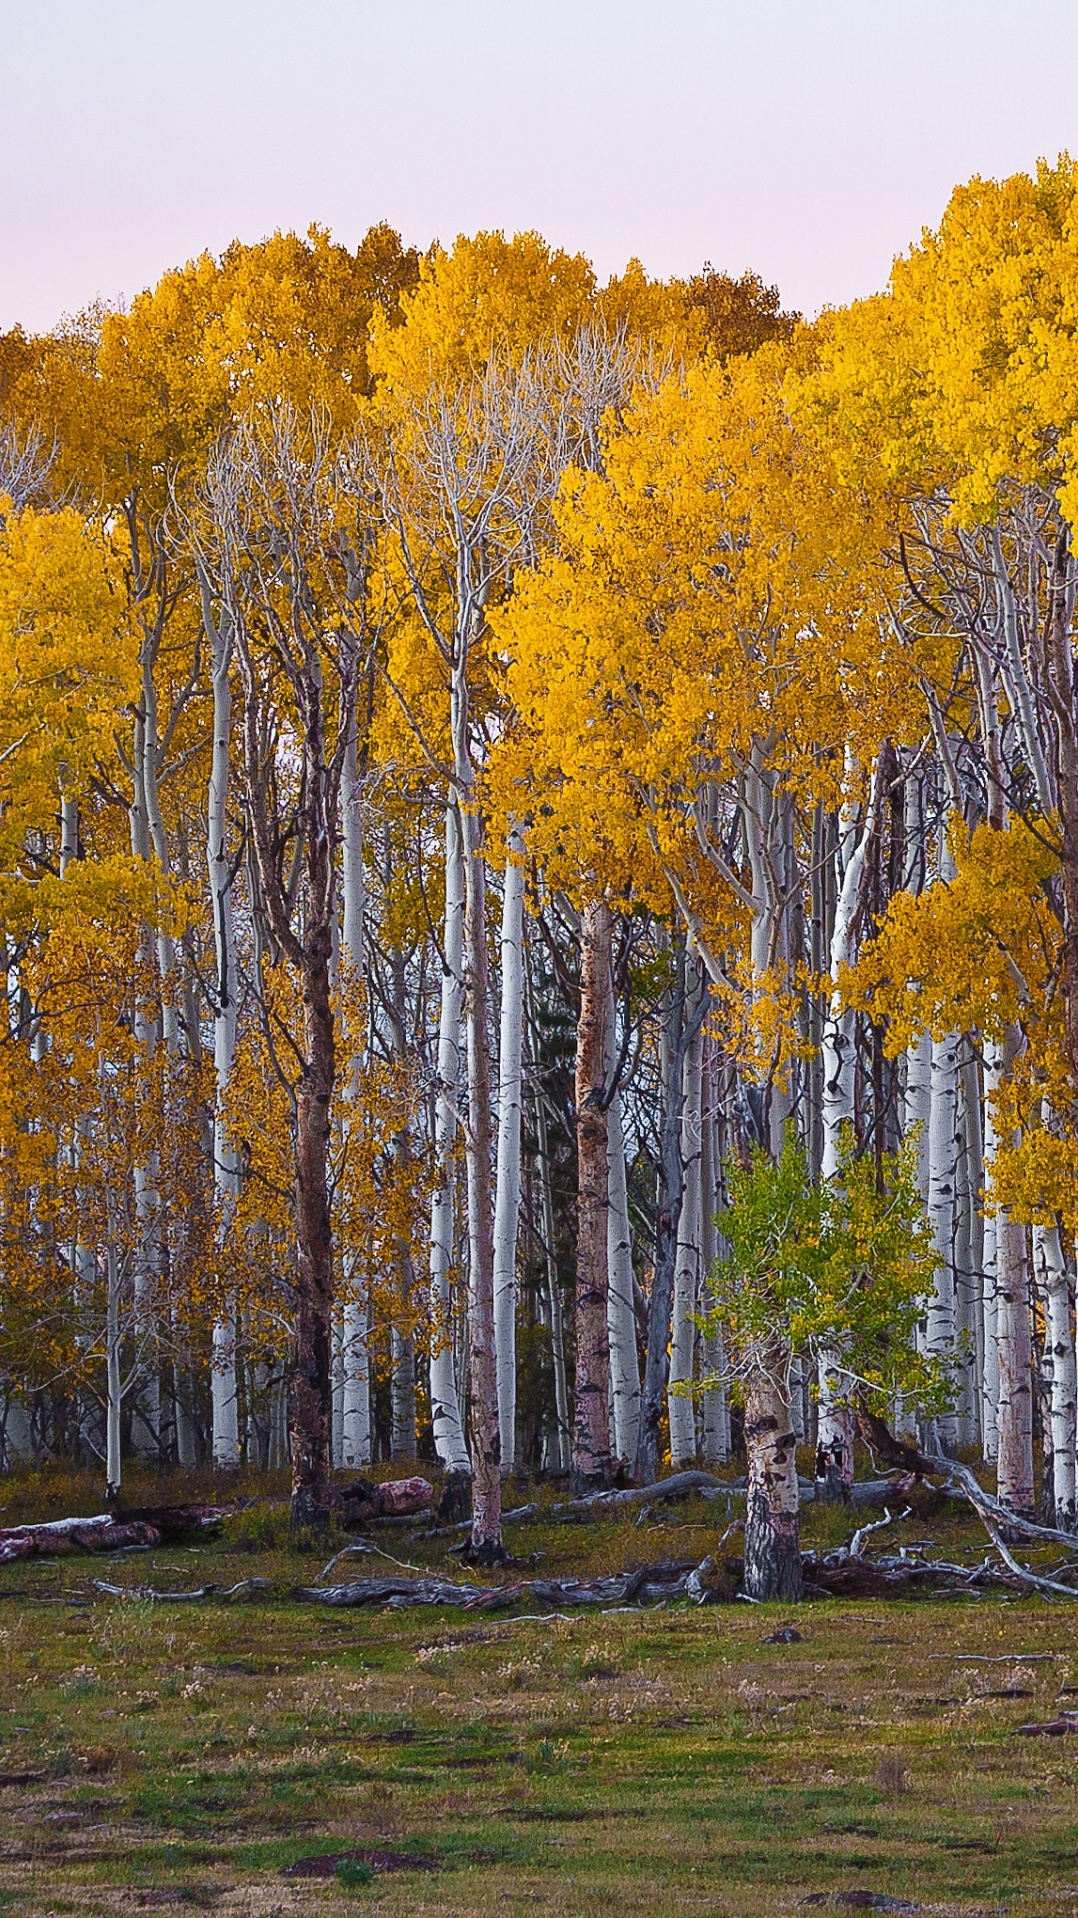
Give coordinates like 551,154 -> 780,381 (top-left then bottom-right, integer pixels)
4,164 -> 1078,1598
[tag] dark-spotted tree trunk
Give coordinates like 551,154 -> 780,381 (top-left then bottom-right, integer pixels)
742,1353 -> 803,1601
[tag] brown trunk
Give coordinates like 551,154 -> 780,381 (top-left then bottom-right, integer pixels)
462,829 -> 504,1562
290,932 -> 336,1533
573,897 -> 614,1493
742,1354 -> 802,1601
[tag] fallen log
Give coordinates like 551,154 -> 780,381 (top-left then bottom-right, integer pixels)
1015,1712 -> 1078,1737
299,1574 -> 490,1608
298,1557 -> 713,1610
113,1503 -> 223,1540
559,1471 -> 728,1513
0,1503 -> 224,1565
336,1477 -> 434,1526
0,1517 -> 163,1563
90,1577 -> 269,1602
928,1454 -> 1078,1550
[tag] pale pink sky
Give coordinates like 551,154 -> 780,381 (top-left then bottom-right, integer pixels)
3,0 -> 1078,333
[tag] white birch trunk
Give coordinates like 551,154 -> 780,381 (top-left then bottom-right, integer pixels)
341,1297 -> 371,1470
493,832 -> 525,1473
141,651 -> 180,1053
339,720 -> 371,1467
668,1010 -> 703,1466
390,1325 -> 417,1458
699,1038 -> 729,1462
428,801 -> 471,1481
953,1052 -> 980,1448
926,1029 -> 960,1451
534,1077 -> 571,1472
202,581 -> 241,1469
1034,1221 -> 1077,1528
105,1230 -> 122,1501
817,771 -> 877,1494
981,1038 -> 1003,1463
607,1079 -> 640,1466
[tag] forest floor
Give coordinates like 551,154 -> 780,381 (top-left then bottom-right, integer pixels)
1,1465 -> 1077,1918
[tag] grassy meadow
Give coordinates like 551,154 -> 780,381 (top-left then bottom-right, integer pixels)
0,1468 -> 1076,1917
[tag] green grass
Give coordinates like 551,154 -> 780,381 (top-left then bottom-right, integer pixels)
0,1464 -> 1076,1914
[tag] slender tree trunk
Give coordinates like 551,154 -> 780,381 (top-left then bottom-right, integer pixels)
1033,1222 -> 1077,1528
606,989 -> 641,1467
984,1024 -> 1034,1515
340,715 -> 372,1468
461,805 -> 503,1558
390,1325 -> 417,1458
996,1209 -> 1034,1517
105,1226 -> 122,1503
981,1037 -> 1003,1463
953,1048 -> 981,1448
429,801 -> 472,1497
342,1297 -> 372,1470
743,1351 -> 802,1601
573,897 -> 614,1492
816,774 -> 877,1497
699,1037 -> 729,1463
493,832 -> 525,1474
668,993 -> 704,1467
290,932 -> 336,1533
534,1075 -> 571,1473
201,582 -> 241,1469
926,1028 -> 960,1452
635,939 -> 686,1483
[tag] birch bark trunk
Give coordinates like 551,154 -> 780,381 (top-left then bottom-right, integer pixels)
817,772 -> 877,1497
743,1351 -> 802,1601
926,1028 -> 960,1453
493,832 -> 525,1474
534,1075 -> 571,1472
199,575 -> 241,1469
573,897 -> 614,1492
634,940 -> 686,1483
996,1208 -> 1034,1516
699,1039 -> 729,1463
289,924 -> 336,1532
428,801 -> 472,1494
340,718 -> 372,1469
460,796 -> 504,1556
668,997 -> 704,1468
981,1038 -> 1003,1463
606,998 -> 641,1468
1033,1221 -> 1076,1528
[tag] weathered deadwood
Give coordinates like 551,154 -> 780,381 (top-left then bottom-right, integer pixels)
929,1454 -> 1078,1550
565,1471 -> 727,1511
0,1518 -> 164,1562
337,1477 -> 434,1526
1015,1712 -> 1078,1736
298,1575 -> 490,1607
855,1398 -> 940,1477
298,1558 -> 710,1610
0,1505 -> 224,1564
114,1504 -> 224,1539
90,1577 -> 268,1602
802,1550 -> 1009,1598
419,1476 -> 917,1539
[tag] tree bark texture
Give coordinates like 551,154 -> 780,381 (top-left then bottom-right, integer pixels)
573,897 -> 614,1492
743,1354 -> 802,1601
